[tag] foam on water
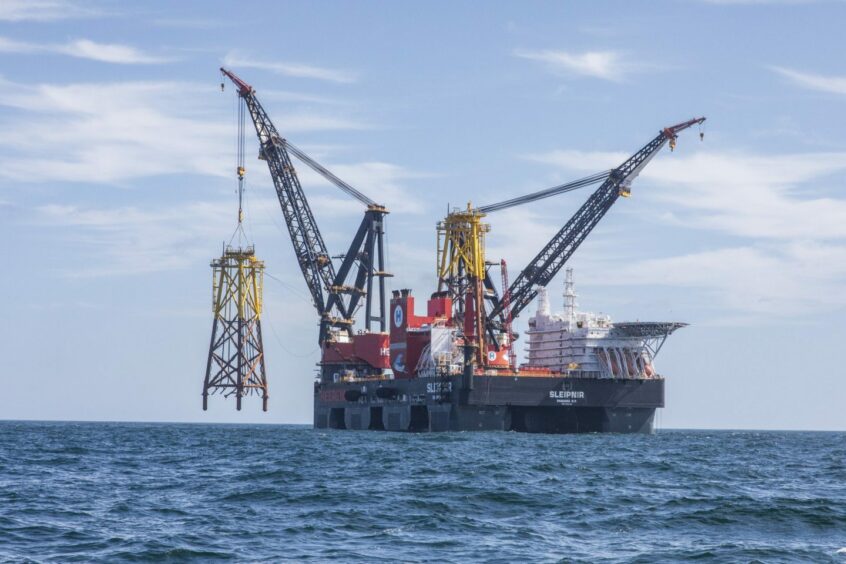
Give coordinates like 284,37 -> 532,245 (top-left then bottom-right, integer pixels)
0,422 -> 844,562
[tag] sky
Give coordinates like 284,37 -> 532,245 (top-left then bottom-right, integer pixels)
1,0 -> 845,430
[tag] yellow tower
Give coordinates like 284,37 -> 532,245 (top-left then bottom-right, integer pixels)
203,245 -> 268,411
436,203 -> 490,361
203,90 -> 269,412
437,203 -> 489,284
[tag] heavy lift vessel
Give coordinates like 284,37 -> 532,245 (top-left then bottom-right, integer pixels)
221,67 -> 704,433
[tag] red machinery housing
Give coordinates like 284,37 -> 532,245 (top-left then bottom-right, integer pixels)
388,289 -> 510,379
321,333 -> 390,371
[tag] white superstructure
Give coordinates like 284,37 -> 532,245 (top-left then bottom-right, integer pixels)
525,269 -> 685,379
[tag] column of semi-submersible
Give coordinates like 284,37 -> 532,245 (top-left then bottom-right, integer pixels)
202,90 -> 269,412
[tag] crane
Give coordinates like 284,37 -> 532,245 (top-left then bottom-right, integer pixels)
435,118 -> 704,366
499,259 -> 516,370
439,118 -> 703,364
220,68 -> 390,346
485,117 -> 706,336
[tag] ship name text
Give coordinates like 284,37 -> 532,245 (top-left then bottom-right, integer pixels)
549,391 -> 585,400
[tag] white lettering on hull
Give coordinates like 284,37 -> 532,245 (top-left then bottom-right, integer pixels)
427,382 -> 453,394
549,390 -> 585,405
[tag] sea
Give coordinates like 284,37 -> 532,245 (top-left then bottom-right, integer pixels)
0,422 -> 844,563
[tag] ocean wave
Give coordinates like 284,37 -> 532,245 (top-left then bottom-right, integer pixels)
0,423 -> 843,562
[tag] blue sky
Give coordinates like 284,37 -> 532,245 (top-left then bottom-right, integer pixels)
1,0 -> 845,429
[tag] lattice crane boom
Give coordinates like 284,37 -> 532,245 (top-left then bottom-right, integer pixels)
488,117 -> 705,326
220,68 -> 390,345
221,68 -> 338,321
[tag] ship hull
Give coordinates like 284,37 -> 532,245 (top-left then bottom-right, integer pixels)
314,375 -> 663,434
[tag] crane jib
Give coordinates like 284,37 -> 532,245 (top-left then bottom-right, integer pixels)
221,67 -> 390,345
487,118 -> 704,329
251,104 -> 336,311
224,66 -> 702,347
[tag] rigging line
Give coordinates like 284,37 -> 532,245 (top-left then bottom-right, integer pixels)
237,97 -> 247,239
251,173 -> 301,252
283,140 -> 376,206
232,81 -> 239,180
477,170 -> 612,214
264,271 -> 312,304
241,173 -> 257,246
265,316 -> 319,359
226,197 -> 253,247
226,220 -> 246,247
227,96 -> 251,248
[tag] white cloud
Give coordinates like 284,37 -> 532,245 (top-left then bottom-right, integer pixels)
522,143 -> 846,317
486,206 -> 556,262
0,74 -> 422,277
222,51 -> 357,84
31,169 -> 423,278
0,36 -> 171,64
609,243 -> 846,316
33,195 -> 302,278
242,143 -> 428,215
246,159 -> 427,223
0,37 -> 35,52
325,162 -> 428,214
513,49 -> 636,81
0,79 -> 229,183
0,77 -> 422,277
61,39 -> 171,64
526,148 -> 846,240
35,201 -> 239,276
645,152 -> 846,240
771,66 -> 846,95
0,77 -> 373,184
0,0 -> 98,21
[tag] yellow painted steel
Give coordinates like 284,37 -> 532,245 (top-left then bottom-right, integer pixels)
205,245 -> 268,410
436,202 -> 490,283
211,246 -> 264,321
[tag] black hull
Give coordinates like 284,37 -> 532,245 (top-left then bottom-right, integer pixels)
314,375 -> 663,434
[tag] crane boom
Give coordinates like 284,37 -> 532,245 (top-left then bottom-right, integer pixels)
488,117 -> 705,326
221,68 -> 391,345
221,68 -> 338,321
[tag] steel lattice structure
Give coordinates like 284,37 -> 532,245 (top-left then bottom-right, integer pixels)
428,117 -> 703,366
203,246 -> 269,411
487,118 -> 705,331
221,68 -> 389,346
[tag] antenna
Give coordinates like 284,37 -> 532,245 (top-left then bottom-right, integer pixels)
563,268 -> 578,320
